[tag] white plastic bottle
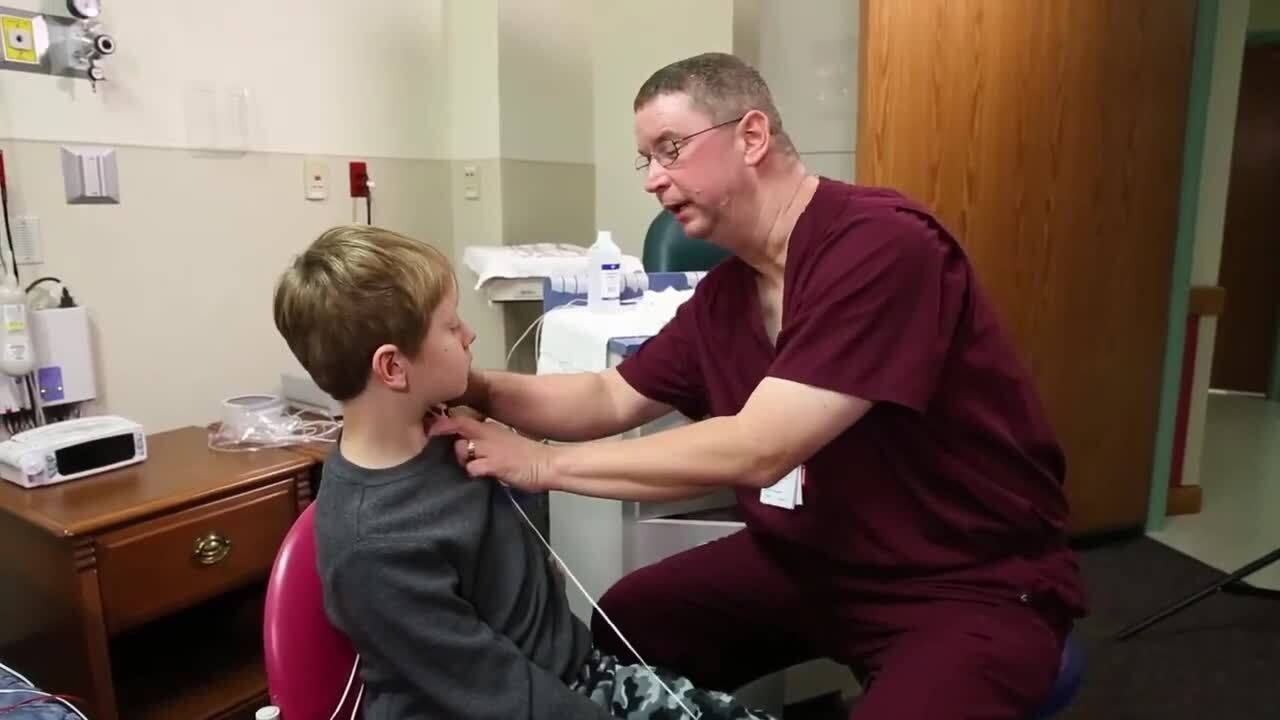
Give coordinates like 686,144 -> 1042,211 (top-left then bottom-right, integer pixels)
0,275 -> 32,376
255,706 -> 282,720
587,230 -> 622,313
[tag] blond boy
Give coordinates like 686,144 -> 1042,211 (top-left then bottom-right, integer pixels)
273,225 -> 774,720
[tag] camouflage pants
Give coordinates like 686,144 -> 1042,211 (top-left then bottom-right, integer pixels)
570,648 -> 777,720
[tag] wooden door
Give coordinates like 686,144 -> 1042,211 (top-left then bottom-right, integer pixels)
857,1 -> 1197,534
1211,44 -> 1280,394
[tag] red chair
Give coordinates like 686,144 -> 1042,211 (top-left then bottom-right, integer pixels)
262,503 -> 364,720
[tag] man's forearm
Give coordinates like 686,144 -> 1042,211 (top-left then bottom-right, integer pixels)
538,474 -> 717,503
547,416 -> 781,494
464,370 -> 630,443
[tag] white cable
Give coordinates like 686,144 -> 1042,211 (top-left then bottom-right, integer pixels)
502,487 -> 702,719
0,688 -> 90,720
349,684 -> 364,720
327,656 -> 362,720
0,661 -> 32,687
504,298 -> 587,370
491,295 -> 701,716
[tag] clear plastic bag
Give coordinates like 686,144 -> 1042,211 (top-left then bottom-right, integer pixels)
208,394 -> 341,452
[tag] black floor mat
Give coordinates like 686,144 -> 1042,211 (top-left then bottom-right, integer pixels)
782,536 -> 1280,719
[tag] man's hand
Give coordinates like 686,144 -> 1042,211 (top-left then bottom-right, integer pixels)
429,415 -> 556,494
422,405 -> 487,436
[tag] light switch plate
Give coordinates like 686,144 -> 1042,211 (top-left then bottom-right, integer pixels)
304,158 -> 329,200
61,146 -> 120,204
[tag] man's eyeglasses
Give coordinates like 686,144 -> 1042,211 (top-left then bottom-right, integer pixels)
634,116 -> 745,172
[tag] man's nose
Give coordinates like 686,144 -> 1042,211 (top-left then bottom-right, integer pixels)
643,161 -> 670,194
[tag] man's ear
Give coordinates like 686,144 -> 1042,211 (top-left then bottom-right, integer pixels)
740,109 -> 772,166
370,344 -> 409,391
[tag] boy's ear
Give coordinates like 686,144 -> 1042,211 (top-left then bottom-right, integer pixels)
370,344 -> 409,391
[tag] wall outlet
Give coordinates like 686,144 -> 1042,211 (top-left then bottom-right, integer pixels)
304,158 -> 329,201
463,164 -> 480,201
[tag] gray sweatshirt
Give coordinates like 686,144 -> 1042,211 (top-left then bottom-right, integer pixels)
314,436 -> 611,720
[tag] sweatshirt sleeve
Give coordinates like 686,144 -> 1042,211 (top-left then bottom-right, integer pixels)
329,540 -> 611,720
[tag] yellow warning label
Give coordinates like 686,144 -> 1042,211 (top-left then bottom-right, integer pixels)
2,16 -> 38,65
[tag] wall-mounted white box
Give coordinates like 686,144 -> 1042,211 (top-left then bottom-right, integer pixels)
61,146 -> 120,204
31,307 -> 97,408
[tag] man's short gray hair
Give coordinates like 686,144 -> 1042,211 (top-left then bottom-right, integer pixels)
634,52 -> 796,156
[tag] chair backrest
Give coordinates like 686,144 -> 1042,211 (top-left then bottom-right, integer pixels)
263,503 -> 363,720
642,210 -> 731,272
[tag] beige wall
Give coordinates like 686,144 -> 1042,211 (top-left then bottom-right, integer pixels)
1,0 -> 852,431
587,0 -> 858,257
445,1 -> 502,160
440,1 -> 506,370
498,0 -> 594,165
591,1 -> 736,258
453,156 -> 595,373
0,1 -> 452,432
757,0 -> 859,182
453,0 -> 596,373
0,0 -> 601,429
0,141 -> 451,432
0,0 -> 449,158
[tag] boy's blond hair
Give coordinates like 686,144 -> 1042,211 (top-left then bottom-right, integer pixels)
273,225 -> 455,402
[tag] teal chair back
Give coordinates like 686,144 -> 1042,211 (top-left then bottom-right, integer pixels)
642,210 -> 731,272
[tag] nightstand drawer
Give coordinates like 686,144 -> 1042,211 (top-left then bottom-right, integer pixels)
97,480 -> 296,634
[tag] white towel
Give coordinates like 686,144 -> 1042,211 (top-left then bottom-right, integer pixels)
462,243 -> 644,289
536,289 -> 693,374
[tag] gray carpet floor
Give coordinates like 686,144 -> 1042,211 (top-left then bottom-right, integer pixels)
1061,536 -> 1280,719
785,536 -> 1280,719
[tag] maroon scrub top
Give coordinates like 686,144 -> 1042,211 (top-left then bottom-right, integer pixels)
616,178 -> 1087,618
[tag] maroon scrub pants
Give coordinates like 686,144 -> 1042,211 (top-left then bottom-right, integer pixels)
591,530 -> 1068,720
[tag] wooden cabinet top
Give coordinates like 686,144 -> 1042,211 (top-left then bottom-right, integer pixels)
0,426 -> 315,537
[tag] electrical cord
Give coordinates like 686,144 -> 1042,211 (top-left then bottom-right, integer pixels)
504,298 -> 587,370
501,483 -> 702,719
23,376 -> 42,428
0,180 -> 15,282
0,660 -> 89,719
326,656 -> 362,720
24,276 -> 76,308
0,691 -> 87,718
363,177 -> 375,225
25,276 -> 60,293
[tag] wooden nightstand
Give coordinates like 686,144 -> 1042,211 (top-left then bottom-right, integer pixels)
0,426 -> 317,720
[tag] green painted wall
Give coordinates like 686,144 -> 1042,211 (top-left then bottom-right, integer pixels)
1148,0 -> 1220,531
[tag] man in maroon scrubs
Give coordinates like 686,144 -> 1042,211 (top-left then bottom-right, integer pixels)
437,52 -> 1086,719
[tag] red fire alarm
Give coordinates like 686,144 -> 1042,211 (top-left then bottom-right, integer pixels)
348,161 -> 369,198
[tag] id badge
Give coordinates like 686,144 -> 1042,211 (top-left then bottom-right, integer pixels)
760,465 -> 804,510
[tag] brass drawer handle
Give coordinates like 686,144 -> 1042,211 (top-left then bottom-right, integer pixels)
192,532 -> 232,566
